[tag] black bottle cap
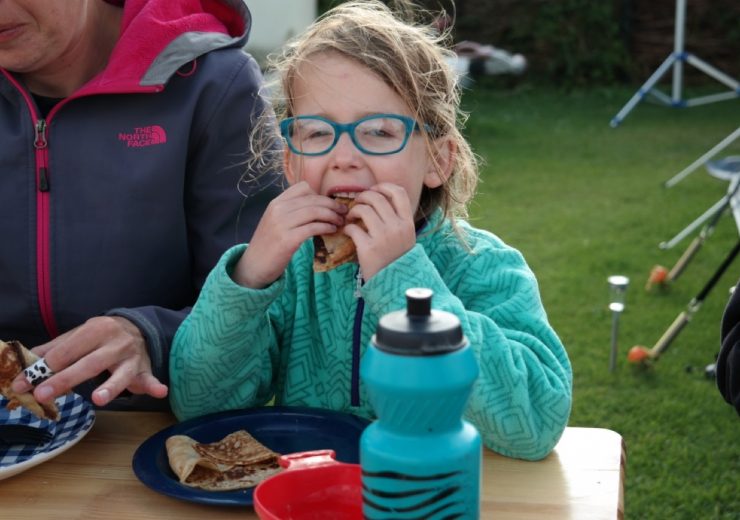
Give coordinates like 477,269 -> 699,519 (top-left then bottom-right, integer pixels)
373,288 -> 465,356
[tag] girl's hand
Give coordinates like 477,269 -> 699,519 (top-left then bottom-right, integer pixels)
343,183 -> 416,280
234,182 -> 347,288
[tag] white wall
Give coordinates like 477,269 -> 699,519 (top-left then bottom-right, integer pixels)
244,0 -> 318,65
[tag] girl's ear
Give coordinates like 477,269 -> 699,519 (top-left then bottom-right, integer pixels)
284,147 -> 298,185
424,136 -> 456,189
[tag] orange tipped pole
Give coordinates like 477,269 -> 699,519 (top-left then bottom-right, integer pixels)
645,265 -> 668,291
627,311 -> 691,365
627,345 -> 651,364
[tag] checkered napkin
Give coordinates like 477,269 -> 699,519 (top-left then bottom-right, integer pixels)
0,393 -> 94,467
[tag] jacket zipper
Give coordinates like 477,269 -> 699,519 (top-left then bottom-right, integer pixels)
351,267 -> 364,407
349,221 -> 427,406
34,118 -> 58,338
1,65 -> 162,342
2,69 -> 59,339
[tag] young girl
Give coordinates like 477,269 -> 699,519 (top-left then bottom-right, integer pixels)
170,0 -> 572,461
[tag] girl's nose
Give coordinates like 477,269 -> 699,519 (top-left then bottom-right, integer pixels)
329,132 -> 361,170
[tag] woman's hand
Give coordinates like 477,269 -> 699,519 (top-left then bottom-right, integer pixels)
233,181 -> 347,288
11,316 -> 168,407
343,182 -> 416,280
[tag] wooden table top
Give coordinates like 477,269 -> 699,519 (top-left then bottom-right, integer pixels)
0,411 -> 625,519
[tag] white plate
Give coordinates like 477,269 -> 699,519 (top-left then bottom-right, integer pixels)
0,392 -> 95,480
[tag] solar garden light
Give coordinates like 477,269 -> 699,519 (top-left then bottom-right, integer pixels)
608,275 -> 630,372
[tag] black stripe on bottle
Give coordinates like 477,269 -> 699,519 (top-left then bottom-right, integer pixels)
362,469 -> 461,481
361,483 -> 435,499
363,497 -> 465,520
363,485 -> 461,513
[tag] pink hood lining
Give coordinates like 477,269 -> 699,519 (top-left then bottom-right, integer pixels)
87,0 -> 248,92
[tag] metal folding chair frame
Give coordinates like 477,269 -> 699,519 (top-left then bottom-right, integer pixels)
663,127 -> 740,188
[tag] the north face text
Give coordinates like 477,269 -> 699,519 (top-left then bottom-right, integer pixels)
118,125 -> 167,147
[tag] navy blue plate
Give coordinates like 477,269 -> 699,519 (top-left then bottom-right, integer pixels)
132,406 -> 370,507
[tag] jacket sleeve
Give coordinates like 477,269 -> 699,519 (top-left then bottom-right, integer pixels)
718,282 -> 740,415
169,245 -> 283,421
107,55 -> 282,390
362,237 -> 572,461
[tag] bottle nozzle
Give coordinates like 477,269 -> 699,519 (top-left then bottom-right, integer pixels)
406,288 -> 432,318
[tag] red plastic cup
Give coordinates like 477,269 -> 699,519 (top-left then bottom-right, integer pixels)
253,450 -> 363,520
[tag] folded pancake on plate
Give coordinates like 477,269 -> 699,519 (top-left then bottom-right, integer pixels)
166,430 -> 282,491
0,339 -> 60,421
313,196 -> 363,272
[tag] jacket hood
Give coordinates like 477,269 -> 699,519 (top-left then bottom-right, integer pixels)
90,0 -> 251,91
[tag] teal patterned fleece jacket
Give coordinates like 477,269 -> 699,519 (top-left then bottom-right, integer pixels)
170,215 -> 572,460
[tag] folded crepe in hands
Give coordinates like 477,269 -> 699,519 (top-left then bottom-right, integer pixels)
0,339 -> 60,421
313,196 -> 363,272
166,430 -> 282,491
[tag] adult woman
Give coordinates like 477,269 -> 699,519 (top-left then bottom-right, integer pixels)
2,0 -> 280,409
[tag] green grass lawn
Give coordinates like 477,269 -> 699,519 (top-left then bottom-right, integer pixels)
462,82 -> 740,519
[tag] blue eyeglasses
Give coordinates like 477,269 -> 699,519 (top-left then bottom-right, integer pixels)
279,114 -> 427,156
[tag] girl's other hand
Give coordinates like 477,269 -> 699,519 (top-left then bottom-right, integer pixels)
233,182 -> 347,288
344,182 -> 416,280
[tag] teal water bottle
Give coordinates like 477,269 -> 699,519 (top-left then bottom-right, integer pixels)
360,288 -> 481,519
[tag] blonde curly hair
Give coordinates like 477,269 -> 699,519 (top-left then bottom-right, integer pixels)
247,0 -> 478,224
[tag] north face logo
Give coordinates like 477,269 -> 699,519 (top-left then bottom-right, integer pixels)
118,125 -> 167,147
